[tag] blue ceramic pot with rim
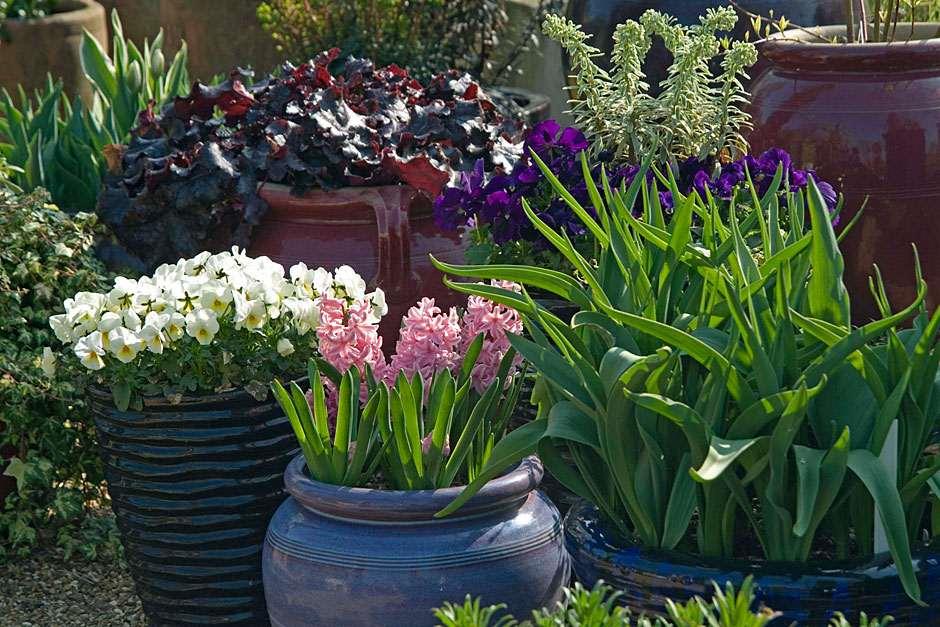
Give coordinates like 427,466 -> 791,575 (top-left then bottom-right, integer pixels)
263,455 -> 570,626
566,500 -> 940,626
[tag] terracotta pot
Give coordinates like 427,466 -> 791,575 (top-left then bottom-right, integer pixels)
747,24 -> 940,322
263,455 -> 569,626
566,500 -> 940,626
0,0 -> 107,106
89,385 -> 299,626
564,1 -> 846,92
249,184 -> 466,344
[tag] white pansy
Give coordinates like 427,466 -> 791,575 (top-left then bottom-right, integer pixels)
97,311 -> 122,333
108,327 -> 145,363
368,289 -> 388,322
74,331 -> 106,371
200,282 -> 234,315
334,265 -> 366,300
233,293 -> 267,330
183,251 -> 211,275
140,312 -> 170,354
41,347 -> 57,377
284,297 -> 319,335
276,338 -> 295,356
123,308 -> 143,332
165,312 -> 186,341
185,308 -> 220,345
49,314 -> 73,342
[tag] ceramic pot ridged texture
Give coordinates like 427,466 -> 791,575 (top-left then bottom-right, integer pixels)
566,501 -> 940,626
89,386 -> 298,626
747,25 -> 940,322
263,455 -> 570,626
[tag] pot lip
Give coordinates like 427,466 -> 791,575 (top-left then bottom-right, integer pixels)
283,453 -> 544,522
566,500 -> 936,575
258,182 -> 424,201
87,375 -> 304,409
3,0 -> 102,27
762,23 -> 940,72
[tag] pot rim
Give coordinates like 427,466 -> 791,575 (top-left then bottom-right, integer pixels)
87,375 -> 304,410
566,500 -> 935,576
283,453 -> 544,522
761,23 -> 940,73
3,0 -> 101,27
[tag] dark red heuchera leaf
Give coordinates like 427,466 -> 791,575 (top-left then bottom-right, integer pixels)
97,52 -> 522,271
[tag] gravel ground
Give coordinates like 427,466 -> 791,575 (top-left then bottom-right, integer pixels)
0,544 -> 147,627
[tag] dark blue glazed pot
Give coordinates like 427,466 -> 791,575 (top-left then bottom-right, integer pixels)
566,500 -> 940,626
263,455 -> 570,626
89,385 -> 299,626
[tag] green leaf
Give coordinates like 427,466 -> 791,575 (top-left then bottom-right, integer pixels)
81,29 -> 117,99
691,436 -> 762,483
111,381 -> 131,411
661,453 -> 697,550
436,419 -> 548,518
806,176 -> 851,327
848,449 -> 923,605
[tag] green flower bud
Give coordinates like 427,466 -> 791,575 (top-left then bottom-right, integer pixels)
151,49 -> 165,77
127,60 -> 142,92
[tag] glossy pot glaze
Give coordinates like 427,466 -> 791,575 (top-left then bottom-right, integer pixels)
249,184 -> 465,344
89,386 -> 298,626
263,455 -> 570,627
566,501 -> 940,625
747,25 -> 940,322
565,1 -> 845,90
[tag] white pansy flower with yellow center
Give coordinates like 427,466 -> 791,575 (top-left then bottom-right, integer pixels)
185,308 -> 220,345
200,282 -> 234,315
139,312 -> 170,354
108,327 -> 145,364
165,312 -> 186,341
74,331 -> 107,371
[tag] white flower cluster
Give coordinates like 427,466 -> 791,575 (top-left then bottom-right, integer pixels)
47,248 -> 387,372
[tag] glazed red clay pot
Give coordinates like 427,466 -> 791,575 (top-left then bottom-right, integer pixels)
249,184 -> 466,344
747,25 -> 940,322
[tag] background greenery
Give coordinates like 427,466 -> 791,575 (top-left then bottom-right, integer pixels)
0,187 -> 118,560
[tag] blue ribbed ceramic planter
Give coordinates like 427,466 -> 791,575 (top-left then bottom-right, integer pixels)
566,500 -> 940,626
263,455 -> 570,626
90,386 -> 298,626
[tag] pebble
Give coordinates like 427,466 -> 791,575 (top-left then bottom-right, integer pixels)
0,540 -> 147,627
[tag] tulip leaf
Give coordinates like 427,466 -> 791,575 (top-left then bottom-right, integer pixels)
691,436 -> 761,483
848,449 -> 923,605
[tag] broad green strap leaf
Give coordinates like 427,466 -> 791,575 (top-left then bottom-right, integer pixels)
848,449 -> 923,605
545,401 -> 601,451
691,436 -> 762,483
436,419 -> 548,518
661,453 -> 697,550
806,176 -> 851,327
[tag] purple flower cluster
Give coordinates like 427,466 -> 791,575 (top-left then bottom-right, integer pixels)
433,121 -> 840,248
433,119 -> 635,245
683,148 -> 839,223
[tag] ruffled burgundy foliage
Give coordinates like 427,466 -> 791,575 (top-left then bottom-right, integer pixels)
98,49 -> 522,272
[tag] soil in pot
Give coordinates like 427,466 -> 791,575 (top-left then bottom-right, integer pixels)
747,24 -> 940,322
565,500 -> 940,626
262,455 -> 570,627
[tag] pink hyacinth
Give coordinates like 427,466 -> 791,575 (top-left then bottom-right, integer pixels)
316,296 -> 387,379
460,281 -> 524,392
387,298 -> 462,383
